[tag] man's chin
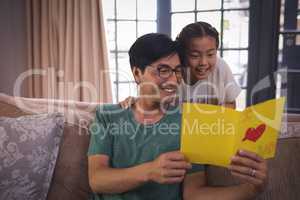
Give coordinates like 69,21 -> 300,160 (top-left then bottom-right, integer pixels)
159,93 -> 177,104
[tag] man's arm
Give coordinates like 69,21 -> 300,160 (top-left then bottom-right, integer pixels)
183,150 -> 268,200
88,155 -> 151,194
183,172 -> 257,200
88,151 -> 191,194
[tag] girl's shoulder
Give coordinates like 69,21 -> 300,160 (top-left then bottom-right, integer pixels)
214,57 -> 232,75
215,57 -> 229,69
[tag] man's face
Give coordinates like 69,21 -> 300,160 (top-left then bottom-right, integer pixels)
133,53 -> 182,104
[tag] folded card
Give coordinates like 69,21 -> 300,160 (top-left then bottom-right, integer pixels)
180,97 -> 285,167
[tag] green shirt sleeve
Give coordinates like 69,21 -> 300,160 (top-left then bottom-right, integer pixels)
88,105 -> 113,157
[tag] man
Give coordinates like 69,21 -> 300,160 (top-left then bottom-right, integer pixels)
88,33 -> 268,200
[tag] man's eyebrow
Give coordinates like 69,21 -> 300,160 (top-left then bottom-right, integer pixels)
189,49 -> 216,53
158,64 -> 171,68
158,64 -> 182,68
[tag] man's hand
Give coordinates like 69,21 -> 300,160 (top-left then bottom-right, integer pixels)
148,151 -> 192,184
228,150 -> 268,194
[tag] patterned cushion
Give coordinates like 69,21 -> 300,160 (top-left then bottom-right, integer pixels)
0,113 -> 64,200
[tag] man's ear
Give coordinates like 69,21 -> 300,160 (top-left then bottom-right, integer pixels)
132,66 -> 142,84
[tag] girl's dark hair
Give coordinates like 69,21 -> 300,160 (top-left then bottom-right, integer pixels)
176,21 -> 219,64
129,33 -> 179,72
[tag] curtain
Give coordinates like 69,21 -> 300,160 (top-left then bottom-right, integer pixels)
26,0 -> 112,103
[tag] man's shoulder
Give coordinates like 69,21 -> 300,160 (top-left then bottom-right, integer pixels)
96,103 -> 122,112
95,103 -> 127,119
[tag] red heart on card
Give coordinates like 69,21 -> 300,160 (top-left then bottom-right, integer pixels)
242,124 -> 266,142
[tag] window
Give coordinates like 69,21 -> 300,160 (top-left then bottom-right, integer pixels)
277,0 -> 300,113
103,0 -> 249,109
171,0 -> 250,110
103,0 -> 157,102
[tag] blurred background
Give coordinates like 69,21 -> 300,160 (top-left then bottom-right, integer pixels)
0,0 -> 299,112
102,0 -> 300,112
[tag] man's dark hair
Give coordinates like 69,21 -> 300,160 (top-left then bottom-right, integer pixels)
176,21 -> 219,64
129,33 -> 179,72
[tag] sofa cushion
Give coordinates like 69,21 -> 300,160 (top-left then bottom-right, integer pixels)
46,124 -> 91,200
0,113 -> 64,200
0,94 -> 95,200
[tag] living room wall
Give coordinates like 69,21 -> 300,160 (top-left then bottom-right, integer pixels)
0,0 -> 27,96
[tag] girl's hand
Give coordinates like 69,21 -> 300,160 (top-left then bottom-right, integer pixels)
119,96 -> 136,109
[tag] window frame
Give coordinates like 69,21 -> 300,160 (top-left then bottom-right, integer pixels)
105,0 -> 157,102
107,0 -> 255,102
168,0 -> 250,109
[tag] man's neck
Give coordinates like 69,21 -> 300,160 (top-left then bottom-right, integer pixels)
132,98 -> 168,124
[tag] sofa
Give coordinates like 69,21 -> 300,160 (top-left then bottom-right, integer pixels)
0,93 -> 299,200
0,93 -> 96,200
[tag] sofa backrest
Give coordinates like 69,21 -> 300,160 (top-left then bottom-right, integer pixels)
0,93 -> 98,200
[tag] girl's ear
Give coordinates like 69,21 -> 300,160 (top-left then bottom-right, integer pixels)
132,66 -> 142,84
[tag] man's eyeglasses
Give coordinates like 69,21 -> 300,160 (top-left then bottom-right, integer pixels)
147,64 -> 184,79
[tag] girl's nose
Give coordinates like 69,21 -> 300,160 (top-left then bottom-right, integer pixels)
198,56 -> 208,66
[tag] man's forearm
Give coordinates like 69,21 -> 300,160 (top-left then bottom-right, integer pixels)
185,183 -> 258,200
90,162 -> 152,194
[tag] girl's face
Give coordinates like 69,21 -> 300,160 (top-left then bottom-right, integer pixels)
185,36 -> 217,84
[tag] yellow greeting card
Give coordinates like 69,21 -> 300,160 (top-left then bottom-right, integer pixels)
180,97 -> 285,167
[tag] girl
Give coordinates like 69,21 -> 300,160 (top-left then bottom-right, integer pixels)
120,21 -> 241,109
176,21 -> 241,108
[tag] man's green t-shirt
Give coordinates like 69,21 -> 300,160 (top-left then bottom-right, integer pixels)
88,104 -> 204,200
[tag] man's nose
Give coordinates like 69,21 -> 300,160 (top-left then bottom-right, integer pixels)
167,71 -> 181,84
